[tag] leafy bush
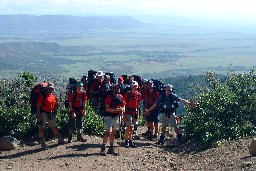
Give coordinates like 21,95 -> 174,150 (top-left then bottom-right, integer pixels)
0,76 -> 35,139
0,72 -> 104,140
83,104 -> 104,136
184,70 -> 256,146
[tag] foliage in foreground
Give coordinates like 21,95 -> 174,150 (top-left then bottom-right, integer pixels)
0,72 -> 104,139
1,70 -> 256,148
184,69 -> 256,146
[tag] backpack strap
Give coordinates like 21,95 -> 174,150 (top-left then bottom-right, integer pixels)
72,91 -> 85,106
126,91 -> 131,103
161,92 -> 175,104
147,90 -> 157,103
160,92 -> 178,114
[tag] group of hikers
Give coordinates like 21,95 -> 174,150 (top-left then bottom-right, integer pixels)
34,70 -> 196,155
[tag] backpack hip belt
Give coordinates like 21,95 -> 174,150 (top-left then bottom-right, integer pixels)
73,106 -> 83,110
126,107 -> 138,116
41,108 -> 54,113
41,109 -> 54,120
162,108 -> 175,114
105,112 -> 120,118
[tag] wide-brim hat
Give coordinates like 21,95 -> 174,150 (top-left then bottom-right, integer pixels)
47,83 -> 55,89
131,81 -> 138,87
96,71 -> 104,77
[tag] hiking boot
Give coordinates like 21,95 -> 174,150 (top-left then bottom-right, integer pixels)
142,130 -> 150,137
124,140 -> 129,148
107,146 -> 116,154
40,137 -> 48,150
153,134 -> 158,139
77,133 -> 87,142
129,140 -> 137,148
100,146 -> 107,156
100,147 -> 106,156
177,133 -> 183,145
146,131 -> 153,141
57,136 -> 66,145
67,135 -> 72,143
156,135 -> 165,145
133,135 -> 140,140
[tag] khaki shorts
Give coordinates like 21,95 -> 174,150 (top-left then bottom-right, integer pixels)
161,113 -> 177,128
125,114 -> 138,127
38,112 -> 57,129
104,116 -> 120,130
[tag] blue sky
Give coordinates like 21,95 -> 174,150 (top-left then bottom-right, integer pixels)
1,0 -> 255,24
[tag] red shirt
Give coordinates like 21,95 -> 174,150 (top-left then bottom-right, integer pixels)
146,90 -> 160,107
69,91 -> 87,108
105,94 -> 125,114
124,91 -> 142,109
140,86 -> 149,100
90,79 -> 103,98
37,93 -> 57,112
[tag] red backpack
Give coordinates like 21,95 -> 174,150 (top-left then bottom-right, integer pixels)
29,82 -> 48,115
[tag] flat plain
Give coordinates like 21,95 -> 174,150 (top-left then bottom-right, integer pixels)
0,23 -> 256,79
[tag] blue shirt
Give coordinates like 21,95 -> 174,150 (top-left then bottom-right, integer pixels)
156,92 -> 180,111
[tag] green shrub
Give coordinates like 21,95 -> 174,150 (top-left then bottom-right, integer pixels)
0,72 -> 105,140
83,104 -> 104,136
184,70 -> 256,146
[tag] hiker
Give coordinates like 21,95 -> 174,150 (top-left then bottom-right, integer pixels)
144,80 -> 160,140
36,83 -> 65,149
144,84 -> 196,145
103,74 -> 112,85
90,71 -> 104,110
127,76 -> 141,139
118,76 -> 131,97
67,81 -> 88,143
140,79 -> 149,102
99,74 -> 114,116
81,75 -> 88,91
123,81 -> 142,148
100,84 -> 125,155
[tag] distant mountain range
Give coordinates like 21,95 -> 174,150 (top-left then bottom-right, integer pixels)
0,15 -> 147,30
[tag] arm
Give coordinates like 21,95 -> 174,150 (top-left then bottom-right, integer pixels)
179,98 -> 197,108
49,96 -> 58,119
68,94 -> 76,118
36,104 -> 41,122
36,95 -> 43,122
105,105 -> 123,113
68,101 -> 73,111
144,103 -> 157,115
54,96 -> 58,114
81,101 -> 86,116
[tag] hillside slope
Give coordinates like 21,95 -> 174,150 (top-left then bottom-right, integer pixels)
1,128 -> 255,171
0,15 -> 147,30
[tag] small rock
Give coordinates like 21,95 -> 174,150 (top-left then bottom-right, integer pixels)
0,135 -> 20,151
6,166 -> 13,169
242,161 -> 253,168
248,138 -> 256,155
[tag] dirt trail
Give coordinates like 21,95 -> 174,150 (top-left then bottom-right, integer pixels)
1,128 -> 256,171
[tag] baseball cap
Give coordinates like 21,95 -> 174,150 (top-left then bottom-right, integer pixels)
131,81 -> 138,87
76,82 -> 83,87
118,76 -> 124,81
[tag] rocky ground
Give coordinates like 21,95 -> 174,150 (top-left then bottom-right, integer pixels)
1,127 -> 256,171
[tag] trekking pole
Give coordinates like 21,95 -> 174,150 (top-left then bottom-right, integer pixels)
118,116 -> 122,156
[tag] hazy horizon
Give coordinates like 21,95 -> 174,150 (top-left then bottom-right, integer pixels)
1,0 -> 256,26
